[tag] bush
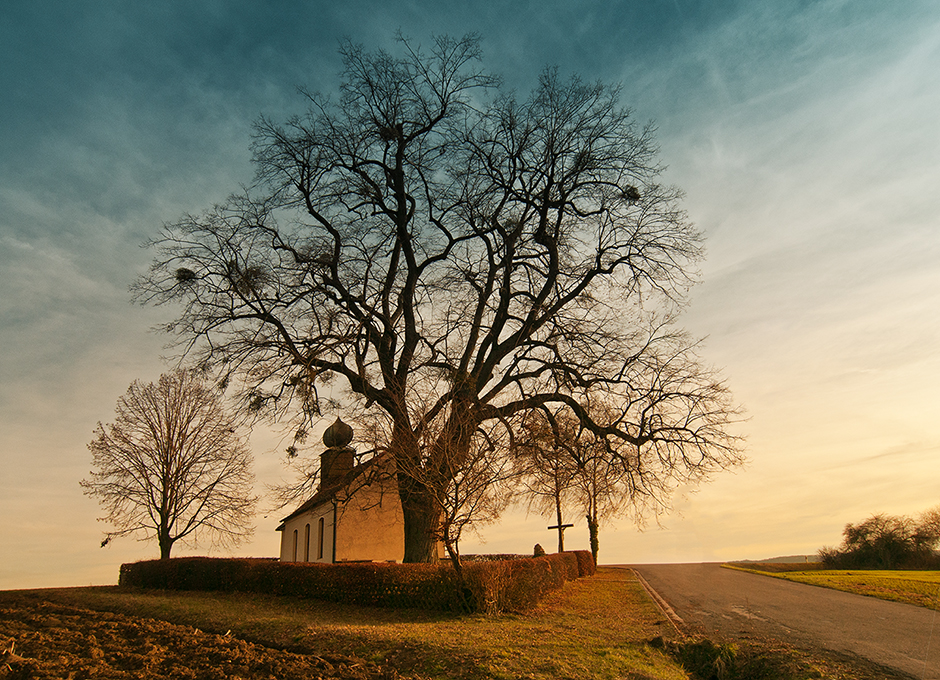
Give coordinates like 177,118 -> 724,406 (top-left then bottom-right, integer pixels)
465,554 -> 569,612
570,549 -> 596,577
658,636 -> 819,680
119,551 -> 596,614
819,511 -> 940,570
668,638 -> 737,680
120,558 -> 464,609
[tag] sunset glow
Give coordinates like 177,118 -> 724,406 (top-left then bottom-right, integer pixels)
2,1 -> 939,588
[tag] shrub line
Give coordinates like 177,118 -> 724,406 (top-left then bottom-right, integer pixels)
119,551 -> 596,614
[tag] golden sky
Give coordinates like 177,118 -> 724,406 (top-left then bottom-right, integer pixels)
2,0 -> 939,587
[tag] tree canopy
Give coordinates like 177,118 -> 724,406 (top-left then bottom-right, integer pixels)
820,509 -> 940,569
137,34 -> 744,562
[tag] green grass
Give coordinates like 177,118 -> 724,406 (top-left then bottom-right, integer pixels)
5,567 -> 686,680
726,564 -> 940,610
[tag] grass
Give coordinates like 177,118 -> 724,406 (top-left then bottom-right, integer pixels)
726,563 -> 940,610
6,567 -> 686,680
6,566 -> 916,679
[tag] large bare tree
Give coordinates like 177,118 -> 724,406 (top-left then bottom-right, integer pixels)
136,34 -> 743,562
81,370 -> 257,559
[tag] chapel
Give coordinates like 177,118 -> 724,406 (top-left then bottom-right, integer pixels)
276,418 -> 407,563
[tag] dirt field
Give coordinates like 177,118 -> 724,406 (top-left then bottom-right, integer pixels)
0,597 -> 397,680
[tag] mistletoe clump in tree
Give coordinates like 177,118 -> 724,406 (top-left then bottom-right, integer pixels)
137,34 -> 744,563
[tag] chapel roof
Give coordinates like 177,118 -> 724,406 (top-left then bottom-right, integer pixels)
275,456 -> 379,530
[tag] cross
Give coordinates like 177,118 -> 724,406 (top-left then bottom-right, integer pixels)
548,522 -> 574,552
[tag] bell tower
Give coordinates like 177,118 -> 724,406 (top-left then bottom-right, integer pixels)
319,417 -> 355,489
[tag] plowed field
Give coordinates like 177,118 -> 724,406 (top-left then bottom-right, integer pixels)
0,599 -> 396,680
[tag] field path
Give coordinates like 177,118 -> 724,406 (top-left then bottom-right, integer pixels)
628,563 -> 938,679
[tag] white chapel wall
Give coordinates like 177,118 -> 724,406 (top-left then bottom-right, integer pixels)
279,505 -> 335,563
334,474 -> 405,563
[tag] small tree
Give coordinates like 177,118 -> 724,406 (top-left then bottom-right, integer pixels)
81,370 -> 258,559
516,410 -> 579,552
430,426 -> 516,575
355,400 -> 517,578
572,435 -> 625,564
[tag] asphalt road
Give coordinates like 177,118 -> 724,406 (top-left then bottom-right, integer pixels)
629,563 -> 939,679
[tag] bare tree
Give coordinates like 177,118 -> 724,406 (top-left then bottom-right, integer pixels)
348,392 -> 517,575
516,407 -> 635,560
567,430 -> 625,564
568,401 -> 674,565
518,396 -> 731,563
136,34 -> 744,562
515,410 -> 579,552
429,424 -> 516,574
81,370 -> 258,559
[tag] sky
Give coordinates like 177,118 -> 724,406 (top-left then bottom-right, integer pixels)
2,0 -> 939,589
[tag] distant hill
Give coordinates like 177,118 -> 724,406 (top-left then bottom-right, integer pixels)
736,554 -> 821,564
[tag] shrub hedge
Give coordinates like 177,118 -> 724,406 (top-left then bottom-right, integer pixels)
119,551 -> 595,614
572,549 -> 596,577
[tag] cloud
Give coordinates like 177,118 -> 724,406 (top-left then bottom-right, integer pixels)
3,0 -> 940,583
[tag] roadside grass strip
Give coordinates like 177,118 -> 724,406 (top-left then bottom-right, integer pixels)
726,565 -> 940,610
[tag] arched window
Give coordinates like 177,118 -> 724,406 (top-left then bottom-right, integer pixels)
291,529 -> 298,562
317,517 -> 325,560
304,523 -> 311,562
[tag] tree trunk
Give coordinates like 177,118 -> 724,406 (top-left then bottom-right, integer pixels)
400,483 -> 440,562
587,513 -> 599,564
391,395 -> 478,563
395,396 -> 478,563
388,422 -> 442,563
442,533 -> 477,611
158,531 -> 173,560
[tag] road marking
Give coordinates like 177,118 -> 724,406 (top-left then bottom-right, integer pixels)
730,604 -> 767,622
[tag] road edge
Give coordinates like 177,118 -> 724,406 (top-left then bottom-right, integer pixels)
631,568 -> 685,635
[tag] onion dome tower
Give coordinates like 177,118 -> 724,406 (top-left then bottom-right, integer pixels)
319,418 -> 355,489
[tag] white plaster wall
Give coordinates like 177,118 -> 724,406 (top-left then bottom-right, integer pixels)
279,505 -> 335,563
334,476 -> 404,563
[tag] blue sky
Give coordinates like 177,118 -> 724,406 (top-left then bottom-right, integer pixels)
2,0 -> 939,588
